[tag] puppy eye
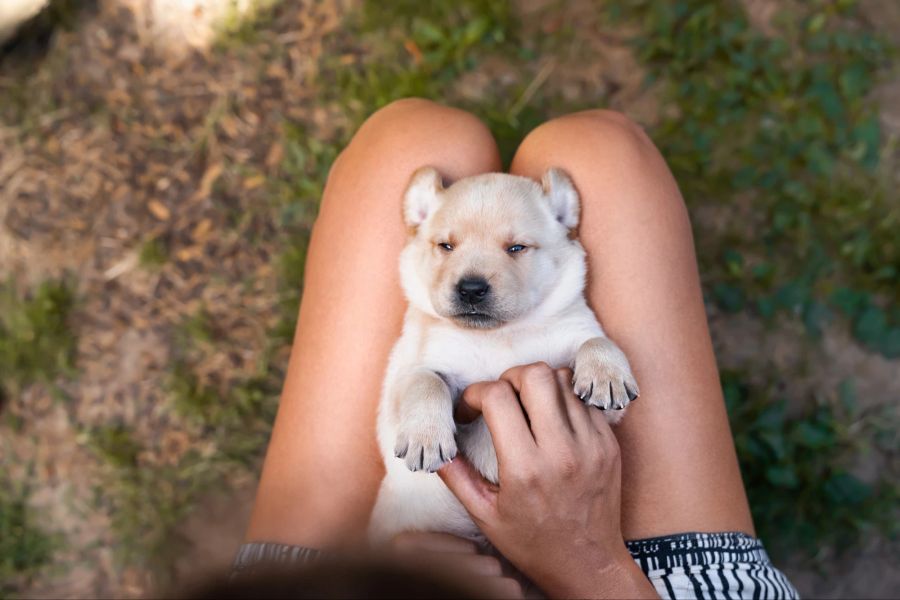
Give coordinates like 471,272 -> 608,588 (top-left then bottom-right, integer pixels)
438,242 -> 454,252
507,244 -> 527,254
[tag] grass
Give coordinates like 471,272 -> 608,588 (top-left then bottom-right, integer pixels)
138,237 -> 169,270
725,373 -> 899,559
0,279 -> 76,403
608,0 -> 900,357
0,474 -> 55,598
84,423 -> 226,575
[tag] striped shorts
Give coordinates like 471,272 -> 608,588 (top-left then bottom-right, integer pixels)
234,531 -> 799,599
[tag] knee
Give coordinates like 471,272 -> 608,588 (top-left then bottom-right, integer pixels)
337,98 -> 500,180
516,109 -> 656,174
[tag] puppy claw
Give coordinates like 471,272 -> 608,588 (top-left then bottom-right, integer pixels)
395,424 -> 457,473
393,442 -> 409,459
576,381 -> 593,403
572,346 -> 638,420
625,383 -> 639,402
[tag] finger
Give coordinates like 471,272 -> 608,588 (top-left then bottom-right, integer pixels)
437,455 -> 497,524
499,363 -> 572,446
586,404 -> 617,445
391,531 -> 478,554
555,368 -> 594,438
456,381 -> 490,424
446,553 -> 504,577
481,576 -> 524,599
460,380 -> 536,461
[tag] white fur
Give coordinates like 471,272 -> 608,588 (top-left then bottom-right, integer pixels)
0,0 -> 48,44
369,170 -> 638,544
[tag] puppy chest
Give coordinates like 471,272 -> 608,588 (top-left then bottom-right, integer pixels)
420,330 -> 577,390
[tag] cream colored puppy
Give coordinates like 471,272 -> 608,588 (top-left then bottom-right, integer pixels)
369,167 -> 639,544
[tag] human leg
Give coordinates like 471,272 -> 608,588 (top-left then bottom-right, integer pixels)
246,99 -> 502,547
509,110 -> 754,539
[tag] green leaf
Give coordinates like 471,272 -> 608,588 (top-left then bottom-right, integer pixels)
462,16 -> 490,45
839,62 -> 870,100
809,80 -> 844,121
803,301 -> 831,338
794,421 -> 834,449
853,305 -> 888,348
830,288 -> 868,317
766,465 -> 800,489
878,327 -> 900,359
824,473 -> 872,506
852,117 -> 881,169
713,283 -> 745,312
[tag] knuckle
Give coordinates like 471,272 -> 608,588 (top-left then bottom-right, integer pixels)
605,437 -> 621,462
555,367 -> 574,381
521,362 -> 554,385
556,447 -> 580,478
482,381 -> 514,407
588,439 -> 606,465
511,462 -> 540,486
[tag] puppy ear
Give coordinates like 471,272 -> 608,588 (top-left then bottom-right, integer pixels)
403,167 -> 445,228
541,168 -> 580,229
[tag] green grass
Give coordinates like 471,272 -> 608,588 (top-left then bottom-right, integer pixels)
0,279 -> 76,402
84,424 -> 225,574
138,238 -> 169,269
326,0 -> 514,117
608,0 -> 899,357
0,474 -> 55,598
725,373 -> 899,560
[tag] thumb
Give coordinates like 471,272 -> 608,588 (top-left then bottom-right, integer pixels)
437,455 -> 497,524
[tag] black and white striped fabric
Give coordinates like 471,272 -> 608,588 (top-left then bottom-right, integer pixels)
626,532 -> 799,599
234,531 -> 798,599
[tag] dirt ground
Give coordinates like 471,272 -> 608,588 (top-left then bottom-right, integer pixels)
1,0 -> 898,598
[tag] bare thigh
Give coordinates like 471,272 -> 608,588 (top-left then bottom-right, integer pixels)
510,110 -> 755,539
246,99 -> 501,548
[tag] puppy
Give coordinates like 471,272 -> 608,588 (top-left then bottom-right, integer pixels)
368,167 -> 639,544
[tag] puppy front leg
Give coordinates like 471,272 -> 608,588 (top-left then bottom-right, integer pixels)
393,369 -> 457,472
572,337 -> 640,424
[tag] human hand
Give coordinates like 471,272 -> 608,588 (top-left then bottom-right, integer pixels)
437,363 -> 657,599
390,532 -> 523,598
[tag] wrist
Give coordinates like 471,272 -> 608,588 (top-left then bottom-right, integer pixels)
544,543 -> 657,600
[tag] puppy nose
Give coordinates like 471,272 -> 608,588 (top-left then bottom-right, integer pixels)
457,277 -> 490,305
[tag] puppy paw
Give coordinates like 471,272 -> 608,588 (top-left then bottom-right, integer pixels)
572,337 -> 639,416
394,418 -> 457,473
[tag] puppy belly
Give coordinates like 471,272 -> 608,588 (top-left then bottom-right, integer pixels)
369,463 -> 482,544
458,418 -> 499,484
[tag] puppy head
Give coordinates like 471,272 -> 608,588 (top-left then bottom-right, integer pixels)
399,167 -> 587,329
